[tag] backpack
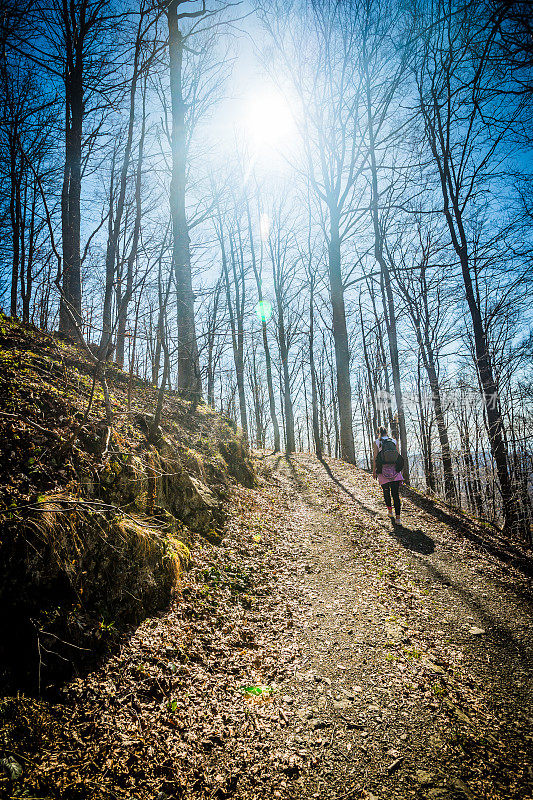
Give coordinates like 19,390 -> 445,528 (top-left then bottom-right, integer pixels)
375,437 -> 404,474
380,437 -> 399,464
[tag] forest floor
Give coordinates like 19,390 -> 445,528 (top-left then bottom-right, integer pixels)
2,452 -> 533,800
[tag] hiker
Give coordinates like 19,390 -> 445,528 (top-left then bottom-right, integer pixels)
373,426 -> 404,525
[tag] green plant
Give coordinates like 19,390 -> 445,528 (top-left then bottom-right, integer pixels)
403,647 -> 422,660
238,685 -> 276,697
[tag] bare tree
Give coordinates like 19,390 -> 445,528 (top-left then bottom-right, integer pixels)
246,190 -> 281,451
215,202 -> 248,441
0,59 -> 53,320
260,0 -> 372,463
164,0 -> 213,398
411,0 -> 528,533
101,3 -> 154,363
268,202 -> 296,453
389,216 -> 457,501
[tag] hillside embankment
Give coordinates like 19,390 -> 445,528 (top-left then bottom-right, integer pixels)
0,316 -> 254,689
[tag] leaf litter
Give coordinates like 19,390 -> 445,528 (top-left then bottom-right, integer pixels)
1,452 -> 533,799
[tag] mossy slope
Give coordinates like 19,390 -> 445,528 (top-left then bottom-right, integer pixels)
0,316 -> 255,688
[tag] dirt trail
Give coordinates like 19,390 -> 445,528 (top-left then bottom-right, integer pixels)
262,453 -> 533,800
3,453 -> 533,800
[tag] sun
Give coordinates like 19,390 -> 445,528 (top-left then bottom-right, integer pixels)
243,89 -> 296,149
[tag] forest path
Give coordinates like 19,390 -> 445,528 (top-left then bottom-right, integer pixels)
256,452 -> 533,800
5,453 -> 533,800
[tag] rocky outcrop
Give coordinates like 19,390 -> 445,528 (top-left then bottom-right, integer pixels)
97,440 -> 227,539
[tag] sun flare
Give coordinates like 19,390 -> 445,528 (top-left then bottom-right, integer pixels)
243,89 -> 296,149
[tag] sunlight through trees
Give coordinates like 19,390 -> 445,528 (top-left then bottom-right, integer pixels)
1,0 -> 531,536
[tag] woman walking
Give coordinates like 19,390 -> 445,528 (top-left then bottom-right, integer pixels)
373,426 -> 404,524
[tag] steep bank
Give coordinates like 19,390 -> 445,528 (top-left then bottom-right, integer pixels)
0,316 -> 254,689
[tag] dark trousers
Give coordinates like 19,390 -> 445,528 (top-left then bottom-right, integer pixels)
382,481 -> 401,516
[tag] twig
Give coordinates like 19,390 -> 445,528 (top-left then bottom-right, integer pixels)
35,629 -> 91,652
58,368 -> 98,455
335,785 -> 359,800
0,411 -> 53,437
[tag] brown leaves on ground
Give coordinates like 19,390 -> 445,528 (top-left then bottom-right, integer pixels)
1,452 -> 533,800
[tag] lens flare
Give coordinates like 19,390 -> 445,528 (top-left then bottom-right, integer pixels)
255,300 -> 273,323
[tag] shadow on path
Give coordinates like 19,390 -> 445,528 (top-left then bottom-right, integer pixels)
402,486 -> 533,579
270,454 -> 307,490
313,457 -> 379,519
392,525 -> 435,555
418,558 -> 531,665
301,458 -> 437,555
253,449 -> 279,461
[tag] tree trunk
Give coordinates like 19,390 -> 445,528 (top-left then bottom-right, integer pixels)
271,235 -> 295,454
418,67 -> 521,533
459,422 -> 484,516
365,84 -> 409,482
60,35 -> 83,337
378,266 -> 409,482
327,208 -> 355,463
114,44 -> 148,368
309,274 -> 322,458
367,280 -> 394,431
149,270 -> 173,442
167,2 -> 201,398
437,165 -> 518,529
9,126 -> 20,318
416,360 -> 436,492
247,201 -> 280,451
22,177 -> 37,323
206,278 -> 222,408
277,311 -> 295,453
359,300 -> 378,435
409,310 -> 456,502
220,224 -> 248,442
250,346 -> 265,448
462,255 -> 517,531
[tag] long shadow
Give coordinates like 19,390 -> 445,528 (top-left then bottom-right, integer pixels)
402,485 -> 533,579
312,460 -> 533,579
283,454 -> 311,490
417,558 -> 532,667
252,449 -> 279,461
283,453 -> 299,477
314,456 -> 379,519
290,457 -> 532,681
263,453 -> 309,492
272,454 -> 284,471
391,525 -> 435,555
315,458 -> 436,556
272,456 -> 532,680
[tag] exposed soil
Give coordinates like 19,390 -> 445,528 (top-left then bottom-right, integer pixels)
2,452 -> 532,800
